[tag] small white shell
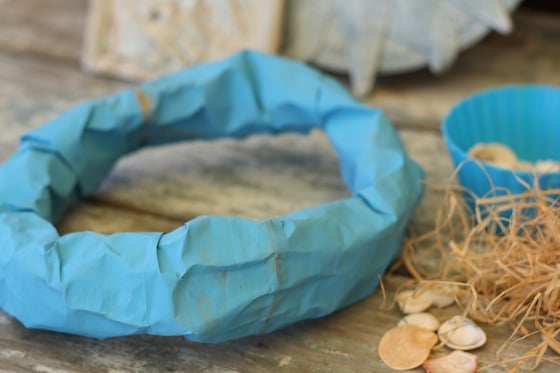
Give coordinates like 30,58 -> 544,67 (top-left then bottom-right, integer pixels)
468,143 -> 518,169
425,287 -> 455,309
438,316 -> 487,351
398,312 -> 440,332
396,290 -> 433,314
535,160 -> 560,173
423,350 -> 478,373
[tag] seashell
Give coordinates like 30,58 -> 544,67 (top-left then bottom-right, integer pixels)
396,289 -> 433,314
398,312 -> 440,332
425,286 -> 455,308
378,324 -> 438,371
535,160 -> 560,173
438,316 -> 487,351
423,350 -> 478,373
468,143 -> 518,169
284,0 -> 522,95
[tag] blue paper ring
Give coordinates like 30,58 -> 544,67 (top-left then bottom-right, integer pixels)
0,51 -> 423,342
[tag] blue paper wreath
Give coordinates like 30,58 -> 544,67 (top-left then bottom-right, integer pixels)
0,51 -> 423,342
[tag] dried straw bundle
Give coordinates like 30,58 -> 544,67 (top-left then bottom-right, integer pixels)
401,180 -> 560,371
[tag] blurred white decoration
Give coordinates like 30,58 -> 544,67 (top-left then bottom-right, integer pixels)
283,0 -> 522,95
83,0 -> 284,80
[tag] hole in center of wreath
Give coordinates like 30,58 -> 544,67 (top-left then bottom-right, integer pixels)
56,131 -> 348,235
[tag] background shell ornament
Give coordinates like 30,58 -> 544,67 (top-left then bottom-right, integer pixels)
284,0 -> 522,95
0,51 -> 423,342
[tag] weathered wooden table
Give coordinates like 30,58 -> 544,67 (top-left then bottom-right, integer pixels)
0,1 -> 559,372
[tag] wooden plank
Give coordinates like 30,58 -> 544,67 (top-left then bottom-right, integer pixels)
57,201 -> 183,235
1,11 -> 560,370
0,27 -> 451,231
400,131 -> 454,232
0,112 -> 551,371
0,53 -> 126,157
369,10 -> 560,129
92,129 -> 452,231
77,127 -> 451,231
0,0 -> 88,62
93,130 -> 349,222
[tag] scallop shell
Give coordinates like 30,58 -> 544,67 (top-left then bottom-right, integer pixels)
438,316 -> 487,350
423,350 -> 478,373
379,324 -> 438,370
398,312 -> 440,332
396,289 -> 433,314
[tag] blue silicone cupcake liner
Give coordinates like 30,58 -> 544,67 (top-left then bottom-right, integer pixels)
442,85 -> 560,196
442,85 -> 560,209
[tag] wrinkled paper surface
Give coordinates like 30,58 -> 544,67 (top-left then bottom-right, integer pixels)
0,51 -> 423,342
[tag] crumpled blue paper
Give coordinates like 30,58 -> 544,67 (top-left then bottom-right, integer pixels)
0,51 -> 423,342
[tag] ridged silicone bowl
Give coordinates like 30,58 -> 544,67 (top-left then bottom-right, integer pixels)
442,85 -> 560,205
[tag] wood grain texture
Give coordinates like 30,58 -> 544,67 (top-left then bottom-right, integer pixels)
93,131 -> 348,222
0,53 -> 125,157
0,0 -> 88,62
57,201 -> 183,235
0,0 -> 556,131
0,3 -> 559,372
